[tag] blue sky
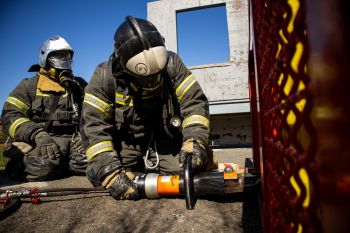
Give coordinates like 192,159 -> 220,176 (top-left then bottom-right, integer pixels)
0,0 -> 230,110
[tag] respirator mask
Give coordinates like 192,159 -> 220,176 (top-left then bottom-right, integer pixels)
47,51 -> 74,88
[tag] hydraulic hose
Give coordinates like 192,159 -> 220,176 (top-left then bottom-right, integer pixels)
1,171 -> 259,219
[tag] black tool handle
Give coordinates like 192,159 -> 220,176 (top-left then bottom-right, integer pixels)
184,154 -> 195,210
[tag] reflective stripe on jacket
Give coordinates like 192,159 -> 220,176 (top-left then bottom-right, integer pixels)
1,74 -> 87,142
81,51 -> 210,159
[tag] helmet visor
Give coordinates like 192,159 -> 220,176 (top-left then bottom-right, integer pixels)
47,51 -> 72,70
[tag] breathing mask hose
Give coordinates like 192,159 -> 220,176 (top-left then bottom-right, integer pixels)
59,70 -> 79,132
70,91 -> 79,122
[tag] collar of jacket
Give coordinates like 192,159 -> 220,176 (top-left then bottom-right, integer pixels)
37,68 -> 65,93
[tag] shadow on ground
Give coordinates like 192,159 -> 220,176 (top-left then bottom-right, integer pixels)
0,148 -> 262,233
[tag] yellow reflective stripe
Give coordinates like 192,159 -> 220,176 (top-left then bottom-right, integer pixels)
9,118 -> 30,138
175,74 -> 197,101
36,89 -> 67,97
36,89 -> 50,97
6,97 -> 30,113
86,141 -> 114,160
115,93 -> 134,106
83,93 -> 112,117
182,115 -> 209,128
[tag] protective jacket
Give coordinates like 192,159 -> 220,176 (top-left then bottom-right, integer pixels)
81,51 -> 210,162
1,71 -> 86,142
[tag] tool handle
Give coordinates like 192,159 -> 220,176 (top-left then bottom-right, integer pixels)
184,154 -> 195,210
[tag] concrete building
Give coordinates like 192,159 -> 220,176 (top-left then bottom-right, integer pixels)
148,0 -> 251,147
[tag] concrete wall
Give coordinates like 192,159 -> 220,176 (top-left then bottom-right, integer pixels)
210,113 -> 252,147
147,0 -> 251,146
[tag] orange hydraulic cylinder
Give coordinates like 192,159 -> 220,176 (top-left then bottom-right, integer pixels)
157,175 -> 180,195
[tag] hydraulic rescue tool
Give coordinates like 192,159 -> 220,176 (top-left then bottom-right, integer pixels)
135,153 -> 259,209
1,153 -> 260,218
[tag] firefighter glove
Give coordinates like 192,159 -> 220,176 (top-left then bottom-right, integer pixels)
34,131 -> 60,159
69,134 -> 88,174
179,139 -> 207,169
72,134 -> 85,156
102,170 -> 140,200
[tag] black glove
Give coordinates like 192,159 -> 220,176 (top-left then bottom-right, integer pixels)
72,134 -> 85,155
33,131 -> 60,159
102,170 -> 140,200
86,151 -> 139,200
69,134 -> 88,174
179,139 -> 207,169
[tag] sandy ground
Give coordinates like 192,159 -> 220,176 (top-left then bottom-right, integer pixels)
0,148 -> 262,233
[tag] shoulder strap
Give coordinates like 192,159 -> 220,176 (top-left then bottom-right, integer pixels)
43,94 -> 60,131
166,54 -> 175,78
24,75 -> 39,103
102,59 -> 116,103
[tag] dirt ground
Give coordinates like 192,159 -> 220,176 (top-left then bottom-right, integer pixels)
0,148 -> 262,233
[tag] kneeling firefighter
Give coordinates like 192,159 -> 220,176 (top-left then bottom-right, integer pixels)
1,36 -> 88,181
81,16 -> 216,200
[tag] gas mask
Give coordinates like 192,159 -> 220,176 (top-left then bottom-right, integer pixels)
59,69 -> 74,89
46,67 -> 74,88
47,51 -> 74,88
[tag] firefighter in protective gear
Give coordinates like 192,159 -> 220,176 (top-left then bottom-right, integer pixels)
81,16 -> 215,200
1,36 -> 88,181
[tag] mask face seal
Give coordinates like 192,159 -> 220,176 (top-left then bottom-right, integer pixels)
47,51 -> 72,70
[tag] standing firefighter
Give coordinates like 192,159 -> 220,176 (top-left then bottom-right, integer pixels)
81,16 -> 215,200
1,36 -> 88,181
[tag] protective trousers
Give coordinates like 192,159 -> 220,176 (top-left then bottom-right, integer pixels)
114,130 -> 216,175
116,133 -> 183,175
5,134 -> 87,181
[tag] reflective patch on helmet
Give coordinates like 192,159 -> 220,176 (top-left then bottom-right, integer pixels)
126,46 -> 167,76
115,93 -> 134,106
83,93 -> 113,118
135,63 -> 148,75
86,141 -> 114,160
175,74 -> 197,102
182,115 -> 209,129
6,97 -> 30,114
9,118 -> 30,138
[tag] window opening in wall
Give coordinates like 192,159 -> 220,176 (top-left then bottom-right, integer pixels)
176,5 -> 230,66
